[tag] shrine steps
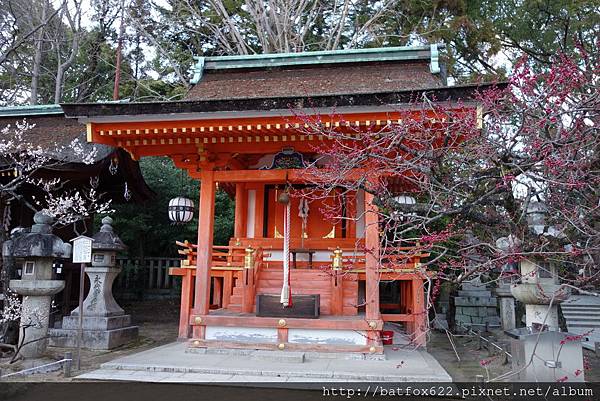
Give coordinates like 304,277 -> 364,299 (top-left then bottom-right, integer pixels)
562,295 -> 600,350
225,268 -> 358,315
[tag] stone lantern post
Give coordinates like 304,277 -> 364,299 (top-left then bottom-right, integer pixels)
511,259 -> 569,329
505,202 -> 584,382
50,217 -> 138,349
510,202 -> 570,330
8,212 -> 71,358
495,237 -> 517,331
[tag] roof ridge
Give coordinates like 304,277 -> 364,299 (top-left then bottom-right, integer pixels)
0,104 -> 64,117
191,44 -> 443,84
204,44 -> 441,61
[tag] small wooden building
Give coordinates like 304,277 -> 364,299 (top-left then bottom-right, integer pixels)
62,45 -> 482,353
0,104 -> 153,315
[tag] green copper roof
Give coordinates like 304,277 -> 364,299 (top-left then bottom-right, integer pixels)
191,44 -> 442,84
0,104 -> 64,117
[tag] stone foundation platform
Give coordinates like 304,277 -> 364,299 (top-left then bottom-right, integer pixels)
49,315 -> 138,350
75,341 -> 452,382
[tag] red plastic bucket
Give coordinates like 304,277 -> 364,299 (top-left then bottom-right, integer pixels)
381,330 -> 394,345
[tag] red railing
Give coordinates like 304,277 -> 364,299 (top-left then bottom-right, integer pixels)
170,241 -> 268,336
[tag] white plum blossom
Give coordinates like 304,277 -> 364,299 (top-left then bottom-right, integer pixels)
67,137 -> 99,165
1,120 -> 115,356
1,120 -> 112,227
43,189 -> 114,225
0,290 -> 22,324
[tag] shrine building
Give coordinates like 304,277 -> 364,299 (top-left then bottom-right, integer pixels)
61,45 -> 483,355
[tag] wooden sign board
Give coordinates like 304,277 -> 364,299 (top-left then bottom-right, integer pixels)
71,235 -> 93,264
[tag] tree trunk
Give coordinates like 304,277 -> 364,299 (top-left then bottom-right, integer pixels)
53,3 -> 81,104
30,1 -> 49,105
0,195 -> 11,295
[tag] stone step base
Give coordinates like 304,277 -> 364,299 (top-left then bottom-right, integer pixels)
561,304 -> 600,309
562,309 -> 600,315
56,315 -> 132,331
75,341 -> 452,383
185,347 -> 385,362
49,325 -> 138,350
567,322 -> 600,328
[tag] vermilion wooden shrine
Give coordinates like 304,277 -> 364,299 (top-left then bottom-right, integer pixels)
63,45 -> 482,354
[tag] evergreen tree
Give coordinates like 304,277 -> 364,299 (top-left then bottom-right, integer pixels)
109,157 -> 234,259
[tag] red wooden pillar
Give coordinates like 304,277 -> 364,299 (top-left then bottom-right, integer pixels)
404,280 -> 414,334
178,269 -> 194,338
193,170 -> 216,338
212,277 -> 223,308
364,192 -> 381,345
241,267 -> 255,313
277,327 -> 289,345
234,183 -> 246,239
412,277 -> 426,347
331,274 -> 344,315
254,185 -> 265,238
222,271 -> 233,308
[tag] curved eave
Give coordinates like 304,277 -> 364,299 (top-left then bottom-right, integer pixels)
61,83 -> 505,122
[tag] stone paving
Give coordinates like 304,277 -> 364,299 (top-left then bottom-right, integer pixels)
75,342 -> 452,383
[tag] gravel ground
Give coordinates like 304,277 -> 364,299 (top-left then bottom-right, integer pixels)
0,299 -> 180,381
427,329 -> 600,382
2,301 -> 599,382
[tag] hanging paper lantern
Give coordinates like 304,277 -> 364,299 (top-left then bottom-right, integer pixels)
168,197 -> 195,224
394,195 -> 416,205
392,195 -> 416,221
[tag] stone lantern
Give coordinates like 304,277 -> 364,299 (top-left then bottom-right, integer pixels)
8,211 -> 71,358
510,202 -> 570,330
50,217 -> 138,349
510,259 -> 569,329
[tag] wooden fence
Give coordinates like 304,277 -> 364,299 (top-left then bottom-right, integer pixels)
114,257 -> 182,299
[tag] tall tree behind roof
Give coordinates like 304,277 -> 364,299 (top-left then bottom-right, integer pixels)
1,0 -> 599,104
133,0 -> 415,90
0,0 -> 185,104
426,0 -> 600,81
138,0 -> 599,87
0,0 -> 86,105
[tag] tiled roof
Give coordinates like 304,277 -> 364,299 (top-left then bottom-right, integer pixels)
185,61 -> 443,101
0,112 -> 110,160
0,104 -> 63,117
0,110 -> 154,202
186,45 -> 444,101
61,84 -> 488,119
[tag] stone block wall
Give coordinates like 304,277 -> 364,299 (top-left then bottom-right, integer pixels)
454,280 -> 501,331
